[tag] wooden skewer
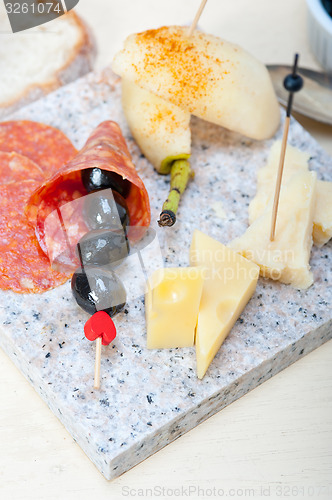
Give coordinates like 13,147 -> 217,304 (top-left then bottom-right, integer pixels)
77,243 -> 101,390
94,336 -> 102,389
270,117 -> 290,241
85,310 -> 117,391
270,53 -> 303,241
60,224 -> 103,389
188,0 -> 208,37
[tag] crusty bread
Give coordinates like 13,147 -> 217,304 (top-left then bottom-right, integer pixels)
0,11 -> 96,119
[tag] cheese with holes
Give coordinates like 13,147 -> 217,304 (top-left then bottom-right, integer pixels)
249,141 -> 332,247
231,170 -> 317,289
145,267 -> 204,349
189,230 -> 259,379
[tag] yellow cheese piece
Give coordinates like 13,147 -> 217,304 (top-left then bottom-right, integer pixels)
190,230 -> 259,379
249,141 -> 332,247
313,180 -> 332,247
230,170 -> 317,289
145,267 -> 204,349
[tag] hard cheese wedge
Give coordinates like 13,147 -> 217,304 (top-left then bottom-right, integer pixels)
122,79 -> 191,172
146,267 -> 204,349
190,230 -> 259,379
249,141 -> 332,247
231,170 -> 317,289
313,180 -> 332,247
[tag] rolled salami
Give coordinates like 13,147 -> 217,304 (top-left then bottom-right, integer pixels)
25,121 -> 150,270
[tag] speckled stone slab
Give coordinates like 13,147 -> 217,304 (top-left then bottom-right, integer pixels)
0,68 -> 331,480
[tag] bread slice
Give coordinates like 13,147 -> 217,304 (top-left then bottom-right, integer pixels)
0,11 -> 96,118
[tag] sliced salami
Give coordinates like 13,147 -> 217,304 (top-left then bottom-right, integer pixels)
0,151 -> 44,185
0,180 -> 69,293
0,120 -> 77,177
26,121 -> 151,270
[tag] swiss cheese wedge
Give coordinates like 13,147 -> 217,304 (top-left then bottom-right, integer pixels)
122,79 -> 191,172
146,267 -> 204,349
190,230 -> 259,379
231,170 -> 317,289
113,26 -> 280,140
249,141 -> 332,247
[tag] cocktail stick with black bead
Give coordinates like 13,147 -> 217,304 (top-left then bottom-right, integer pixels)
270,54 -> 304,241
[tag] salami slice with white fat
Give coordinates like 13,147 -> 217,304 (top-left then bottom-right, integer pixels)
0,180 -> 69,293
25,121 -> 151,270
0,151 -> 44,184
0,120 -> 77,177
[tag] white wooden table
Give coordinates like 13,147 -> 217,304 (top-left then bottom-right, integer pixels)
0,0 -> 331,498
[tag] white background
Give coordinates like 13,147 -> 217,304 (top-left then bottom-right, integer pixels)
0,0 -> 331,499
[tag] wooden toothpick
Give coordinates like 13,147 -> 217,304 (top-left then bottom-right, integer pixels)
85,310 -> 117,391
270,116 -> 290,241
94,337 -> 102,389
77,241 -> 103,391
188,0 -> 208,37
270,54 -> 303,241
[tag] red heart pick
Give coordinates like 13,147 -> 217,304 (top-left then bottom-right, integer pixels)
84,311 -> 117,346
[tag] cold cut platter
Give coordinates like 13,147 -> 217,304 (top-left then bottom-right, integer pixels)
0,38 -> 331,478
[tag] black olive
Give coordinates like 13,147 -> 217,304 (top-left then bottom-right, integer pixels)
283,74 -> 303,93
83,189 -> 130,231
71,267 -> 126,317
77,229 -> 130,267
82,168 -> 131,198
322,0 -> 332,17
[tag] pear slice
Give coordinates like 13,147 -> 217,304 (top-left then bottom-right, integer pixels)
122,79 -> 191,173
113,26 -> 280,140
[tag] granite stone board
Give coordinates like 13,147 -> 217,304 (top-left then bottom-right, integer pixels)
0,68 -> 331,480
